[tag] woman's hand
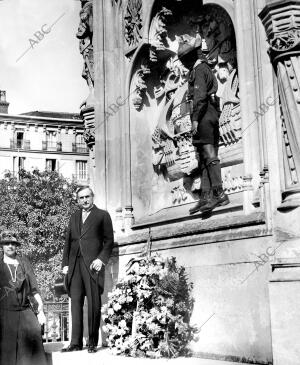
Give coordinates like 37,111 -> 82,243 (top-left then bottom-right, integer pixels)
34,293 -> 44,313
37,311 -> 46,326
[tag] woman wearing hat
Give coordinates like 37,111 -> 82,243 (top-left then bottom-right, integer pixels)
178,35 -> 229,214
0,231 -> 47,365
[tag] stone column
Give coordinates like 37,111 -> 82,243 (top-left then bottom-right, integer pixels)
259,0 -> 300,210
94,0 -> 107,207
234,0 -> 267,214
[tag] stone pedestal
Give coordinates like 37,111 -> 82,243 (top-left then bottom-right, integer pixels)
269,259 -> 300,365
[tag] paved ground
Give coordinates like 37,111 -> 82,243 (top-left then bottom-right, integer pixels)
45,344 -> 242,365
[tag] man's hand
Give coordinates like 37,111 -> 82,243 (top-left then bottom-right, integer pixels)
90,259 -> 103,272
191,120 -> 198,135
62,266 -> 68,275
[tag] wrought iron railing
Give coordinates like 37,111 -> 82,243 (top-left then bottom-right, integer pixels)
10,139 -> 30,150
43,296 -> 69,343
72,174 -> 89,185
42,141 -> 58,151
72,142 -> 88,153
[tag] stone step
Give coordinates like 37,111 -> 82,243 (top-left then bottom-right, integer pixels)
44,343 -> 244,365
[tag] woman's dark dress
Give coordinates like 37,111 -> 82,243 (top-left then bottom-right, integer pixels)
0,255 -> 47,365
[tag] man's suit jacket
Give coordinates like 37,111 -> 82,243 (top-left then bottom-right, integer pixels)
62,205 -> 114,295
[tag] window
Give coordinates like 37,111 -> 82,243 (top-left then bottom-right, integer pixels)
76,160 -> 87,180
75,134 -> 85,145
46,159 -> 56,172
47,131 -> 57,150
16,131 -> 24,149
73,134 -> 87,153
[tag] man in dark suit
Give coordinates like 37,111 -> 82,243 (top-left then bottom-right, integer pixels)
61,186 -> 114,353
178,37 -> 229,214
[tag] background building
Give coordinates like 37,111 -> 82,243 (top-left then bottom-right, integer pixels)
0,90 -> 89,185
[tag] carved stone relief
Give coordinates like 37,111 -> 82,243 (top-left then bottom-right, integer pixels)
112,0 -> 122,8
77,0 -> 95,150
222,167 -> 244,195
260,1 -> 300,53
130,4 -> 241,209
77,0 -> 94,90
148,7 -> 173,63
124,0 -> 143,48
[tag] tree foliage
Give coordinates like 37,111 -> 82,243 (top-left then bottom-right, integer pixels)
0,169 -> 78,299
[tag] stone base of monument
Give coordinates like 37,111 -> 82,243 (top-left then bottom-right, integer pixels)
44,345 -> 242,365
269,255 -> 300,365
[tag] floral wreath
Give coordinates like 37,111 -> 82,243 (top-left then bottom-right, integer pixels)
102,253 -> 199,358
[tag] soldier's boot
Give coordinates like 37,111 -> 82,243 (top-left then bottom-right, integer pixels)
200,186 -> 229,213
189,190 -> 212,214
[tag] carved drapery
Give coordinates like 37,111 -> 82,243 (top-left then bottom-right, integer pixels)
129,4 -> 243,211
260,0 -> 300,209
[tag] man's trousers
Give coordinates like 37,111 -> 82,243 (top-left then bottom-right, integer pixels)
69,256 -> 101,347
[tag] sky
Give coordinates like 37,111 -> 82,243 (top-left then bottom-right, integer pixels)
0,0 -> 87,115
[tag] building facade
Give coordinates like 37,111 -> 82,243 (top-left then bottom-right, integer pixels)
0,93 -> 89,185
78,0 -> 300,364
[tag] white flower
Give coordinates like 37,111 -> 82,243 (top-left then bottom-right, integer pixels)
117,328 -> 126,336
118,295 -> 126,304
107,308 -> 114,316
161,306 -> 168,314
113,303 -> 122,312
101,304 -> 108,313
119,319 -> 127,328
147,266 -> 157,275
138,266 -> 147,275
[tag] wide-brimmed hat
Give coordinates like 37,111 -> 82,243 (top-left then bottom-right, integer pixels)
0,231 -> 21,246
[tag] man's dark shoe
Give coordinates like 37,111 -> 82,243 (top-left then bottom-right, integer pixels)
88,345 -> 97,353
200,187 -> 229,213
61,344 -> 82,352
189,190 -> 211,215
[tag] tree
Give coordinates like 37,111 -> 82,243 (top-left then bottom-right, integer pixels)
0,169 -> 78,299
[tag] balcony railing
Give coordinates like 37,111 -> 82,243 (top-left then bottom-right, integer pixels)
72,143 -> 88,153
6,140 -> 86,153
42,141 -> 60,151
10,139 -> 30,150
72,174 -> 89,185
